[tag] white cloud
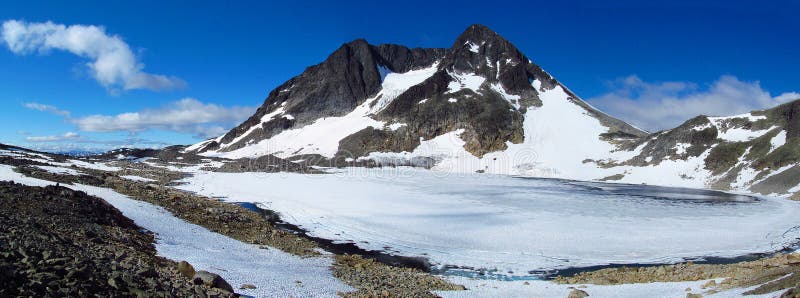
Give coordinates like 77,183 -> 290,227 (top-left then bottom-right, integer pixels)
23,102 -> 71,117
26,131 -> 80,142
28,137 -> 169,153
587,75 -> 800,132
25,98 -> 255,139
2,20 -> 184,92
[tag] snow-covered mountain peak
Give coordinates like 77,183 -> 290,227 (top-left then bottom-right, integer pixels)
190,24 -> 647,161
185,25 -> 800,198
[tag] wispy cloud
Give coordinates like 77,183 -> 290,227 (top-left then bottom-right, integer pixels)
2,20 -> 184,92
25,131 -> 80,142
587,75 -> 800,132
23,98 -> 256,139
29,137 -> 170,153
23,102 -> 71,117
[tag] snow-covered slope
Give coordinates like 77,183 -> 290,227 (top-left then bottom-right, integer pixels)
188,24 -> 800,197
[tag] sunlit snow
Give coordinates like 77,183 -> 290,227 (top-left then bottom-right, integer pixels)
178,167 -> 800,278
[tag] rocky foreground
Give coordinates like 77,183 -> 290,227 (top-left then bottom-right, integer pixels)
0,145 -> 464,297
0,181 -> 235,297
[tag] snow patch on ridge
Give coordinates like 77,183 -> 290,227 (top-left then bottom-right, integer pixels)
490,83 -> 521,109
447,72 -> 486,94
771,131 -> 787,150
366,62 -> 440,114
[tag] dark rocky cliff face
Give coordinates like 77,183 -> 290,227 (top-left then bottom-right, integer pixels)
201,40 -> 448,153
193,24 -> 646,159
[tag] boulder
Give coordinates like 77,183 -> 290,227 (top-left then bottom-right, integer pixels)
177,261 -> 195,278
240,283 -> 257,290
193,270 -> 234,293
567,289 -> 589,298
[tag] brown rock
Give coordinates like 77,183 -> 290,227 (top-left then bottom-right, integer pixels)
787,254 -> 800,265
702,280 -> 717,289
686,293 -> 702,298
193,270 -> 234,293
568,289 -> 589,298
240,283 -> 257,290
177,261 -> 195,278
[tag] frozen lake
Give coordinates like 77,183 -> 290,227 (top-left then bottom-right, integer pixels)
177,167 -> 800,279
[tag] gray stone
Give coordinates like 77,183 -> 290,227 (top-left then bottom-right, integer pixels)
568,289 -> 589,298
193,270 -> 234,293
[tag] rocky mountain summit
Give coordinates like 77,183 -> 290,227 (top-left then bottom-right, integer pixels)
187,24 -> 800,197
187,24 -> 644,159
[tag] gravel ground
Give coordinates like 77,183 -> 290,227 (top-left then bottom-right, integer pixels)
0,181 -> 234,297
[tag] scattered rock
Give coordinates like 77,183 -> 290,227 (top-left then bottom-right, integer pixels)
177,261 -> 196,278
567,288 -> 589,298
333,254 -> 463,297
240,283 -> 257,290
686,293 -> 702,298
782,285 -> 800,298
0,182 -> 223,297
193,271 -> 234,293
702,280 -> 717,289
788,254 -> 800,265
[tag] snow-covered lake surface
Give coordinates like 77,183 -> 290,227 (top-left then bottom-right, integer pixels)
177,167 -> 800,278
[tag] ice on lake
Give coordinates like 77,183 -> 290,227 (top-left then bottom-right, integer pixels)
177,167 -> 800,278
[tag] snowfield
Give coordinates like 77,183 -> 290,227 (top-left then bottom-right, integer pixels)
177,167 -> 800,278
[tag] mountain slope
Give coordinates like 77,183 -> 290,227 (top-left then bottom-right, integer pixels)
595,100 -> 800,197
188,24 -> 800,197
189,25 -> 645,162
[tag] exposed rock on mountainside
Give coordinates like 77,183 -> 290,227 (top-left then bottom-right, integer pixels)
187,24 -> 800,197
596,100 -> 800,196
188,24 -> 644,161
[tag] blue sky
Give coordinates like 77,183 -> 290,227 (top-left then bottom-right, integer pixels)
1,0 -> 798,152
